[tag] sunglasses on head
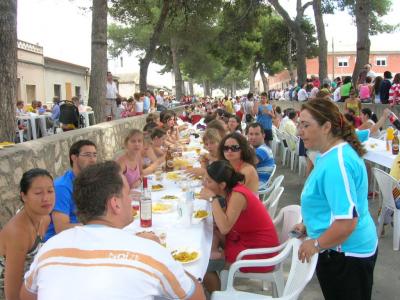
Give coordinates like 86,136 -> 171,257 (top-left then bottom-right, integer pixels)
223,145 -> 241,152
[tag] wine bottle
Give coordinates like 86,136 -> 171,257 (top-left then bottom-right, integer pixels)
140,177 -> 152,227
165,147 -> 174,172
392,132 -> 399,155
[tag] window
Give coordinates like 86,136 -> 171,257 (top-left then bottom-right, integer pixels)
338,57 -> 349,67
376,57 -> 387,66
54,84 -> 61,98
75,86 -> 81,97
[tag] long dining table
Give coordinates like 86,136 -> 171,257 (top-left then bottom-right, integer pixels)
124,137 -> 213,280
363,137 -> 397,169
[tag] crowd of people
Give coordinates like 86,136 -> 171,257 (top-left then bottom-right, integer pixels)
5,67 -> 400,299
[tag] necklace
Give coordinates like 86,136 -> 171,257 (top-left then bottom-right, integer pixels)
24,208 -> 42,237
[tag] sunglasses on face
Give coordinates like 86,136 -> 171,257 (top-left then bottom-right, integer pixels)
223,145 -> 241,152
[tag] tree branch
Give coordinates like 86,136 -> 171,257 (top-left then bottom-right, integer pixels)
268,0 -> 295,30
302,1 -> 313,13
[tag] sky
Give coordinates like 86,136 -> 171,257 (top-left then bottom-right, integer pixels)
17,0 -> 400,89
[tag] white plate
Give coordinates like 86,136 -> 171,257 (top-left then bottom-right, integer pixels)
192,210 -> 209,221
151,185 -> 165,192
171,248 -> 201,264
161,195 -> 180,201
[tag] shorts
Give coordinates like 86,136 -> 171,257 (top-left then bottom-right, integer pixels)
206,259 -> 225,272
104,99 -> 117,120
264,129 -> 273,141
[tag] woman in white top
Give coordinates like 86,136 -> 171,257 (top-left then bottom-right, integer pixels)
358,108 -> 380,138
134,92 -> 144,115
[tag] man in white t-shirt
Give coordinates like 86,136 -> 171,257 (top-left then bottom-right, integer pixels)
21,161 -> 205,300
156,90 -> 167,111
297,83 -> 308,102
105,71 -> 119,121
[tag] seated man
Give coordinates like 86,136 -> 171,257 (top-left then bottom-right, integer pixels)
283,110 -> 298,137
21,161 -> 205,300
247,122 -> 275,190
44,140 -> 97,241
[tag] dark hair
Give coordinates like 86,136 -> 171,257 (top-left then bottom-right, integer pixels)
73,161 -> 123,224
361,108 -> 378,123
20,168 -> 53,202
159,109 -> 174,123
247,92 -> 254,99
143,122 -> 158,133
301,98 -> 366,157
17,100 -> 24,106
206,160 -> 245,192
288,110 -> 297,120
275,106 -> 282,114
373,76 -> 383,95
365,76 -> 372,84
343,76 -> 352,85
260,92 -> 268,97
204,114 -> 216,124
161,112 -> 174,124
245,122 -> 265,135
69,140 -> 97,167
150,127 -> 166,139
218,132 -> 256,166
344,113 -> 356,126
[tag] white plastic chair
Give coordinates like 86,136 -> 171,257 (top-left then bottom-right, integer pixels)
271,126 -> 280,157
220,204 -> 302,296
373,167 -> 400,250
276,130 -> 290,166
214,238 -> 318,300
259,165 -> 277,193
266,187 -> 284,219
284,133 -> 298,171
259,175 -> 285,202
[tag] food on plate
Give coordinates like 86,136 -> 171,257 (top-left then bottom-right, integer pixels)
152,203 -> 173,213
166,172 -> 181,180
161,195 -> 179,200
151,184 -> 164,191
172,251 -> 199,263
194,192 -> 201,199
193,210 -> 208,219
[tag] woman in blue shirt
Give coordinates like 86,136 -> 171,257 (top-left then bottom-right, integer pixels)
294,98 -> 378,300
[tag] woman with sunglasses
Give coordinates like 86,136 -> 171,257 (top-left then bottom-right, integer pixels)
200,160 -> 279,292
218,132 -> 259,193
0,169 -> 55,300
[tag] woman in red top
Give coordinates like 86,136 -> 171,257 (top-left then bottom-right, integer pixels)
200,160 -> 279,292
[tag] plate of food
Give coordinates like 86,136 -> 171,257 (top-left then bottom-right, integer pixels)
194,192 -> 202,199
152,203 -> 173,214
151,184 -> 164,192
193,210 -> 209,220
171,248 -> 201,264
161,195 -> 179,201
166,172 -> 181,181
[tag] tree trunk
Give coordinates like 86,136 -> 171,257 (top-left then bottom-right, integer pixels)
88,0 -> 107,123
208,80 -> 212,97
259,64 -> 269,92
313,0 -> 328,82
0,0 -> 17,142
287,35 -> 296,85
268,0 -> 313,87
232,80 -> 237,96
170,36 -> 183,102
352,0 -> 371,86
293,28 -> 308,87
248,62 -> 258,93
189,79 -> 194,96
139,0 -> 170,91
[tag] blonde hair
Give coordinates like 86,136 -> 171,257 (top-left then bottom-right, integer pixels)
203,128 -> 222,144
124,129 -> 143,145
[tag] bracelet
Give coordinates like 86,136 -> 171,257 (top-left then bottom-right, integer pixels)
314,239 -> 321,251
209,196 -> 218,203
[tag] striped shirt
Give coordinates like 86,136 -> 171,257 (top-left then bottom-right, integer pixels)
24,225 -> 194,300
255,144 -> 275,189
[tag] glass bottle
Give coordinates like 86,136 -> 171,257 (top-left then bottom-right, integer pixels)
140,177 -> 152,227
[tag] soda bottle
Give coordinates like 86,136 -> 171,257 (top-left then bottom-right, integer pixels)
389,112 -> 400,131
392,131 -> 399,155
140,177 -> 152,227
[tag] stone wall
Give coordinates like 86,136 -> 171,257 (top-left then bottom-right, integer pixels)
0,107 -> 185,227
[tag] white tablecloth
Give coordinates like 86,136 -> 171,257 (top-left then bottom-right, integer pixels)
363,137 -> 397,169
124,169 -> 212,280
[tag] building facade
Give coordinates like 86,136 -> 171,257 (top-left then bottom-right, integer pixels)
17,40 -> 89,104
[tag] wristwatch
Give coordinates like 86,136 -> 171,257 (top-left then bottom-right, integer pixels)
209,196 -> 218,203
314,239 -> 321,251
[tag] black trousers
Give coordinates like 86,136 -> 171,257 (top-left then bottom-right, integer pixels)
316,249 -> 378,300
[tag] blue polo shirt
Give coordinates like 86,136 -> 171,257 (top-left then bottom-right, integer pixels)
45,170 -> 78,241
256,104 -> 273,130
255,144 -> 275,189
301,143 -> 377,257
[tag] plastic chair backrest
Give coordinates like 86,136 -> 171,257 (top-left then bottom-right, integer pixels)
273,205 -> 302,244
272,175 -> 284,190
267,187 -> 284,219
285,133 -> 298,152
265,164 -> 277,187
373,168 -> 397,210
59,101 -> 79,126
282,238 -> 318,299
